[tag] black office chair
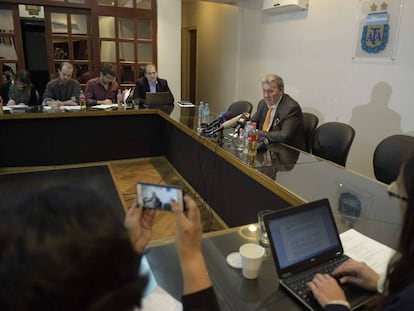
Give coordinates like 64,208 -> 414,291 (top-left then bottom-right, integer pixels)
373,134 -> 414,184
227,100 -> 253,116
302,112 -> 319,152
310,122 -> 355,167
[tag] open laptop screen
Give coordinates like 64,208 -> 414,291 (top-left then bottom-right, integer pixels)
266,200 -> 341,270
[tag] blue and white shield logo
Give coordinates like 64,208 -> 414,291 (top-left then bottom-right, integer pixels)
361,12 -> 389,53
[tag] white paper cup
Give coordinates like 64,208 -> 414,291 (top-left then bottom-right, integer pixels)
239,243 -> 265,279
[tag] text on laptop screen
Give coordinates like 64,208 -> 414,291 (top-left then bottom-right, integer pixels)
268,205 -> 340,270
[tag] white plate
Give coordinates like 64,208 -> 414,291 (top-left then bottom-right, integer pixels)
226,252 -> 242,269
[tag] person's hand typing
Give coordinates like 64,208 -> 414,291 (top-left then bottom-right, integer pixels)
124,201 -> 155,254
332,258 -> 379,291
7,99 -> 15,106
307,273 -> 347,307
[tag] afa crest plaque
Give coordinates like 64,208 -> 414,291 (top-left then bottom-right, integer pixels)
361,12 -> 389,53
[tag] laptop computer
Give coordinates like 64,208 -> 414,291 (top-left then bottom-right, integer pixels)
264,198 -> 374,311
145,92 -> 171,108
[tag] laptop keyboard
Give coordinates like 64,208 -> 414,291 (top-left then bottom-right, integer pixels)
285,255 -> 349,303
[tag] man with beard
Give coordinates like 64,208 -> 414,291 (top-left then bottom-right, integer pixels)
42,62 -> 81,106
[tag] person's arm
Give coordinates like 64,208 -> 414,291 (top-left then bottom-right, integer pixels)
62,80 -> 81,106
333,259 -> 379,291
307,273 -> 349,309
133,79 -> 146,105
172,196 -> 212,294
84,81 -> 98,106
162,80 -> 174,105
308,258 -> 380,309
171,196 -> 220,311
42,81 -> 55,106
124,201 -> 155,254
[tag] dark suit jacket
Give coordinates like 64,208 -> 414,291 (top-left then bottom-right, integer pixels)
133,77 -> 174,107
251,94 -> 306,151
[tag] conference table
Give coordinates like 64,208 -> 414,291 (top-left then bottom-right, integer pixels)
0,104 -> 401,310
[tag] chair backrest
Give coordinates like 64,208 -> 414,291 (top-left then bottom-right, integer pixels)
373,135 -> 414,184
310,122 -> 355,167
227,100 -> 253,116
302,112 -> 319,152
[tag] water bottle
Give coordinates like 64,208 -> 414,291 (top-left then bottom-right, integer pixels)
243,121 -> 252,153
117,89 -> 123,111
198,101 -> 204,130
79,90 -> 86,111
203,102 -> 210,124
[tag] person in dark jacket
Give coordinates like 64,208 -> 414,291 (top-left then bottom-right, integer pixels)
133,63 -> 174,110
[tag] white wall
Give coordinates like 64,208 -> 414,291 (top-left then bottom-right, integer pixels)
183,0 -> 414,178
157,0 -> 182,102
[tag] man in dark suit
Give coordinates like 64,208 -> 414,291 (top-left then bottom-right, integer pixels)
133,64 -> 174,112
251,73 -> 306,151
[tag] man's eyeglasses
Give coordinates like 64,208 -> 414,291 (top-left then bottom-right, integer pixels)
387,181 -> 408,202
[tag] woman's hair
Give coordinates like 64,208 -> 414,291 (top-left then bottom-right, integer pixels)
0,186 -> 147,311
15,69 -> 31,87
382,152 -> 414,305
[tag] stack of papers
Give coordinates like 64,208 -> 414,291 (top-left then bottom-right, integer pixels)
340,229 -> 396,275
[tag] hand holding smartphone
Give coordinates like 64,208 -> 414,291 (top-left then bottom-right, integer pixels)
136,182 -> 184,212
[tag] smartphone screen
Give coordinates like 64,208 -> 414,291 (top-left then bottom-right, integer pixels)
136,182 -> 184,212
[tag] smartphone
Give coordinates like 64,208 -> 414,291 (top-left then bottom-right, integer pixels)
136,182 -> 184,212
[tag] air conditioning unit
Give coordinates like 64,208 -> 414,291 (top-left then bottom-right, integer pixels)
263,0 -> 309,15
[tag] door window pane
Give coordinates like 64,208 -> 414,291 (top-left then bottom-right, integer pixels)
97,0 -> 114,6
99,16 -> 115,38
71,14 -> 87,35
119,42 -> 134,62
136,0 -> 151,10
51,13 -> 68,34
137,19 -> 151,39
137,43 -> 152,62
73,39 -> 88,60
75,64 -> 91,83
120,65 -> 136,83
119,0 -> 133,8
53,40 -> 69,59
119,18 -> 134,39
0,10 -> 14,32
100,41 -> 116,62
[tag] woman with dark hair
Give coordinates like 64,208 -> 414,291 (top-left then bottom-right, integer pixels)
7,69 -> 38,106
0,186 -> 220,311
307,153 -> 414,310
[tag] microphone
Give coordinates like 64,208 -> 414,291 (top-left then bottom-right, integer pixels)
257,137 -> 270,151
201,111 -> 234,132
207,114 -> 243,135
234,112 -> 251,133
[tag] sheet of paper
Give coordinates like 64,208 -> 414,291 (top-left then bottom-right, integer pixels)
91,104 -> 117,110
340,229 -> 396,275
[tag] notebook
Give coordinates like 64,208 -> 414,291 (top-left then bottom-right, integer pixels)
263,198 -> 374,311
145,92 -> 171,108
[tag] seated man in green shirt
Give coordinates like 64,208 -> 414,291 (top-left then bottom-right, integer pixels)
42,62 -> 81,106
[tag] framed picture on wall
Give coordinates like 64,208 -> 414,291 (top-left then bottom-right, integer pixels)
352,0 -> 402,62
